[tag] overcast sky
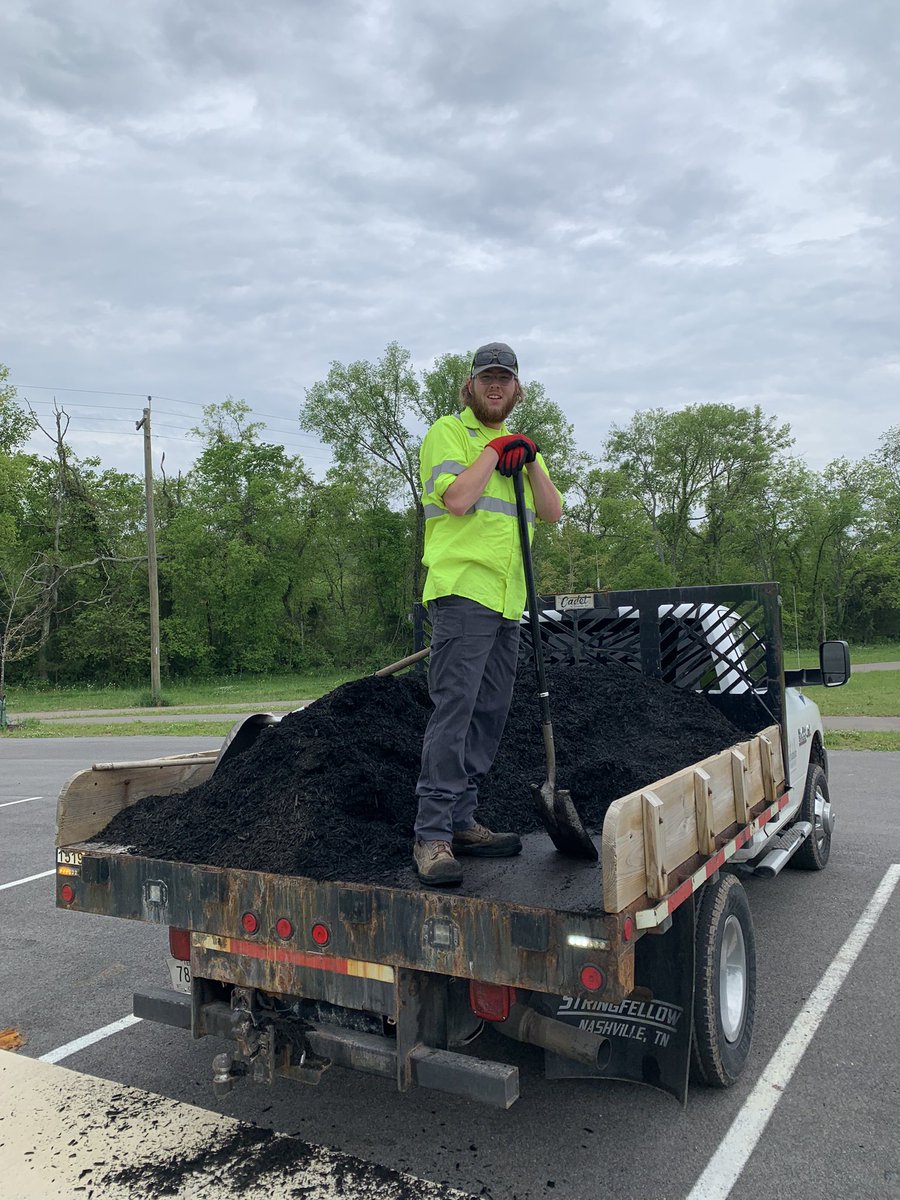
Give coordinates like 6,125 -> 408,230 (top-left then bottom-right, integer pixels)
2,0 -> 897,482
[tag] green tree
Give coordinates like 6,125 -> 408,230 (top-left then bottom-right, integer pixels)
551,463 -> 667,591
0,366 -> 37,558
416,352 -> 470,427
509,380 -> 580,495
1,389 -> 147,687
301,342 -> 425,596
299,470 -> 413,666
606,404 -> 793,582
161,398 -> 315,674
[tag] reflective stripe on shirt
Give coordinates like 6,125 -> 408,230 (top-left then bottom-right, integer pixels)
418,405 -> 548,619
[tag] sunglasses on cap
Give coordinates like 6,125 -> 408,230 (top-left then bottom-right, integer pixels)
471,347 -> 518,372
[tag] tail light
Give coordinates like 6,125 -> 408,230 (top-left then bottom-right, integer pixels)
168,927 -> 191,961
469,982 -> 516,1022
580,965 -> 604,991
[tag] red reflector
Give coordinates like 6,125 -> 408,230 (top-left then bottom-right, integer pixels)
468,981 -> 515,1022
580,965 -> 604,992
623,916 -> 634,943
60,884 -> 75,904
311,923 -> 329,946
276,918 -> 294,940
241,912 -> 259,934
168,927 -> 191,961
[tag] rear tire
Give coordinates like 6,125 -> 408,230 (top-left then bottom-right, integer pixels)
691,873 -> 756,1087
792,763 -> 833,871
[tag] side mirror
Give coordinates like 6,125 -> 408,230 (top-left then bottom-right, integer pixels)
820,640 -> 851,687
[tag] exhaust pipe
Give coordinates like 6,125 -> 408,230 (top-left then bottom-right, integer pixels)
495,1004 -> 611,1070
755,821 -> 813,878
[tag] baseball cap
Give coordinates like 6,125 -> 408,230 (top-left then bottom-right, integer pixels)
470,342 -> 519,378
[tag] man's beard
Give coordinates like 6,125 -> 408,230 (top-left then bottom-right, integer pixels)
468,390 -> 518,426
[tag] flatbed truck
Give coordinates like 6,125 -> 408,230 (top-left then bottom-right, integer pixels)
55,583 -> 849,1107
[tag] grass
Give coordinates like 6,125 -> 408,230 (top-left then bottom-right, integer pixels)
805,670 -> 900,717
787,641 -> 900,668
4,670 -> 357,714
823,730 -> 900,752
3,719 -> 236,738
843,642 -> 900,664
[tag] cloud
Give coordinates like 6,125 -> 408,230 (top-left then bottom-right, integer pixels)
1,0 -> 896,480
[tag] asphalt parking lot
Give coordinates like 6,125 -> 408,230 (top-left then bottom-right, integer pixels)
1,738 -> 898,1200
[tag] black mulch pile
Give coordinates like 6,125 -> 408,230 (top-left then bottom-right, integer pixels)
93,660 -> 751,888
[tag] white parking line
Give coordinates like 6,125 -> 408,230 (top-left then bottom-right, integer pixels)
687,862 -> 900,1200
39,1014 -> 143,1064
0,868 -> 56,890
0,795 -> 43,808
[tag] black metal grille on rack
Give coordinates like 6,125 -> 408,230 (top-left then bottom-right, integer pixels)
412,583 -> 786,741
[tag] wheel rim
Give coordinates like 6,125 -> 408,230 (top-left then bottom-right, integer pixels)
814,785 -> 834,846
719,914 -> 748,1043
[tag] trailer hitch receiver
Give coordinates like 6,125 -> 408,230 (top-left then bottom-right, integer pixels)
210,987 -> 332,1096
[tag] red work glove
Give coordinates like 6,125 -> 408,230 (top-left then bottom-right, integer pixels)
486,434 -> 539,477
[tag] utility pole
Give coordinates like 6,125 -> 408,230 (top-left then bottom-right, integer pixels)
136,400 -> 162,704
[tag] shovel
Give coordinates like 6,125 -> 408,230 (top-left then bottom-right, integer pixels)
513,468 -> 598,860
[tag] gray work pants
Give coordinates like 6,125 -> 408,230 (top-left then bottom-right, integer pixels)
415,596 -> 521,842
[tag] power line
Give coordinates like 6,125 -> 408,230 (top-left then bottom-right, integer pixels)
14,384 -> 160,400
23,416 -> 333,460
16,383 -> 322,437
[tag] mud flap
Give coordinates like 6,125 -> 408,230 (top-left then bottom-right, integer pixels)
541,895 -> 695,1104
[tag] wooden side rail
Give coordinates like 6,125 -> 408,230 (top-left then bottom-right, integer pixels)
601,724 -> 785,912
57,754 -> 218,846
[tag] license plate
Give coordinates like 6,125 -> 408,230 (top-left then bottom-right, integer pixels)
167,955 -> 192,994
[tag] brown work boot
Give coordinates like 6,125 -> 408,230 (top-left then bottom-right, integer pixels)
414,839 -> 463,886
452,823 -> 522,858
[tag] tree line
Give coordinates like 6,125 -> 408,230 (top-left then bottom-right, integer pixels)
1,348 -> 898,691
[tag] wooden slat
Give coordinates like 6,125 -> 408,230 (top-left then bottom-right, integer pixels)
759,734 -> 777,804
601,725 -> 784,913
693,768 -> 716,856
56,759 -> 217,847
731,749 -> 750,824
641,791 -> 667,900
91,752 -> 218,771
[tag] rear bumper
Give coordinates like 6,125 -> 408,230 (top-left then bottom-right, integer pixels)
133,986 -> 191,1029
133,987 -> 519,1107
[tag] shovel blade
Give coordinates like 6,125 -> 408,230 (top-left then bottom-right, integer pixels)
532,783 -> 599,861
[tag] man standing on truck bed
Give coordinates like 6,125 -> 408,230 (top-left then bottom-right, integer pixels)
413,342 -> 564,886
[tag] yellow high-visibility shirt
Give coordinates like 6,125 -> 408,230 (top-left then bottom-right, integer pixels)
419,406 -> 555,620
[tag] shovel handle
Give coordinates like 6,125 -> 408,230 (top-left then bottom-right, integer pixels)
374,647 -> 431,677
513,471 -> 555,776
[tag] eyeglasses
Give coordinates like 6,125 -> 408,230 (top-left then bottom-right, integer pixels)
472,347 -> 518,372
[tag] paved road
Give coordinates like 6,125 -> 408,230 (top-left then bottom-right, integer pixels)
1,738 -> 898,1199
16,702 -> 311,723
18,711 -> 299,725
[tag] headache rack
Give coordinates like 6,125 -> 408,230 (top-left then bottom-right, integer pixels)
414,581 -> 789,788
